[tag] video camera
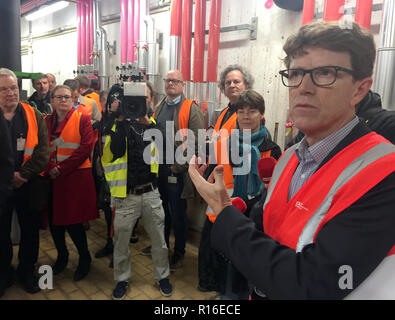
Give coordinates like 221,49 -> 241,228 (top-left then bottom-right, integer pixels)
106,82 -> 147,119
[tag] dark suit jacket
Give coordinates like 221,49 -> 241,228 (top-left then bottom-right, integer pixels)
211,121 -> 395,299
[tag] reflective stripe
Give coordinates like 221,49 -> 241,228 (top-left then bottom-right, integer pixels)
58,142 -> 81,149
296,142 -> 395,252
57,155 -> 71,161
103,162 -> 128,173
24,148 -> 34,156
107,179 -> 127,188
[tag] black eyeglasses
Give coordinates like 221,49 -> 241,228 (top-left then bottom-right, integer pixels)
53,95 -> 72,100
279,66 -> 355,88
163,78 -> 183,85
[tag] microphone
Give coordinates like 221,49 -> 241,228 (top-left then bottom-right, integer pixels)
257,157 -> 277,184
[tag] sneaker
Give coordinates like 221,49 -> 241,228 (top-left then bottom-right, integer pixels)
129,235 -> 139,244
158,278 -> 173,297
170,252 -> 184,271
112,281 -> 128,300
140,245 -> 152,256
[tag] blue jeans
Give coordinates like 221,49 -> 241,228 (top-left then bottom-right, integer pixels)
158,167 -> 187,256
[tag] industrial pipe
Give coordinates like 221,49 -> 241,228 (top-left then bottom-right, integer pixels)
127,0 -> 134,65
133,0 -> 140,63
88,0 -> 93,68
120,0 -> 128,65
301,0 -> 315,25
323,0 -> 344,22
169,0 -> 182,71
77,0 -> 82,68
181,0 -> 193,98
138,0 -> 148,72
81,1 -> 87,67
193,0 -> 206,103
355,0 -> 373,30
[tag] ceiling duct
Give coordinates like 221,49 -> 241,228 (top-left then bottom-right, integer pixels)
273,0 -> 303,12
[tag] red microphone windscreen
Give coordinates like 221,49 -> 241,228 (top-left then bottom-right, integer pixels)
258,157 -> 277,184
232,197 -> 247,213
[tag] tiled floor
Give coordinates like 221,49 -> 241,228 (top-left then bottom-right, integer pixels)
1,213 -> 217,300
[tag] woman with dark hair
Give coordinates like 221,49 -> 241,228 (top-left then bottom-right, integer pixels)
44,85 -> 98,281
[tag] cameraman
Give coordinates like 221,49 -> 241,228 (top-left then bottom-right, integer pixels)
101,83 -> 172,300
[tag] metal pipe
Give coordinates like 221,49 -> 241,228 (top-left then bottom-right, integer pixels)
133,0 -> 140,63
77,0 -> 82,68
193,0 -> 206,84
323,0 -> 344,22
206,0 -> 221,82
373,0 -> 395,110
88,0 -> 93,67
127,0 -> 134,65
99,27 -> 109,90
138,0 -> 149,72
355,0 -> 373,30
81,0 -> 86,67
302,0 -> 315,25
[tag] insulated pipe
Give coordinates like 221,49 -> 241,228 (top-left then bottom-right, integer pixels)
206,0 -> 221,82
302,0 -> 315,25
133,0 -> 140,63
169,0 -> 182,70
77,0 -> 82,67
89,0 -> 94,66
127,0 -> 134,65
355,0 -> 373,30
81,0 -> 87,67
120,0 -> 128,65
193,0 -> 206,83
138,0 -> 148,72
323,0 -> 344,22
85,0 -> 90,69
181,0 -> 193,81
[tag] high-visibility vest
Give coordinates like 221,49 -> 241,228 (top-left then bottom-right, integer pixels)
101,117 -> 159,198
262,132 -> 395,299
20,102 -> 39,164
85,91 -> 102,114
78,96 -> 94,119
49,110 -> 91,169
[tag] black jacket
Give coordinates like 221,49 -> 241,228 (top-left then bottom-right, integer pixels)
0,109 -> 13,205
211,121 -> 395,299
28,91 -> 52,115
286,90 -> 395,148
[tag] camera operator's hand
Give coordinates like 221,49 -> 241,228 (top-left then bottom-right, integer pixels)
136,115 -> 152,126
110,99 -> 120,113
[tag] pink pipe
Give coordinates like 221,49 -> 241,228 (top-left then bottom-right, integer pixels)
206,0 -> 221,82
323,0 -> 345,22
127,0 -> 134,64
133,0 -> 140,63
181,0 -> 193,81
77,0 -> 81,66
81,0 -> 87,65
170,0 -> 183,36
120,0 -> 128,64
302,0 -> 315,25
88,0 -> 93,65
85,0 -> 90,66
355,0 -> 373,30
193,0 -> 206,83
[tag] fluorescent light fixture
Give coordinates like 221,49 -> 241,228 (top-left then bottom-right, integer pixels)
25,1 -> 70,21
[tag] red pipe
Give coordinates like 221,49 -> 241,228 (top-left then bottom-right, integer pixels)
120,0 -> 128,64
193,0 -> 206,83
88,0 -> 93,65
81,0 -> 86,65
302,0 -> 315,25
206,0 -> 221,82
85,0 -> 90,66
170,0 -> 183,36
355,0 -> 373,30
323,0 -> 345,22
77,0 -> 81,66
181,0 -> 193,81
127,0 -> 134,64
133,0 -> 140,63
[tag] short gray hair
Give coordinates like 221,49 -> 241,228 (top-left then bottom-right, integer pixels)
218,64 -> 254,93
0,68 -> 17,82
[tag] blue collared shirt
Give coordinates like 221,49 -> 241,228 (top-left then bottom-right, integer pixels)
166,95 -> 182,105
288,116 -> 359,200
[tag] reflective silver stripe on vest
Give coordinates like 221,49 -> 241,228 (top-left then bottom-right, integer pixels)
57,155 -> 70,161
103,162 -> 128,173
295,142 -> 395,252
58,142 -> 81,149
24,148 -> 34,156
107,179 -> 127,188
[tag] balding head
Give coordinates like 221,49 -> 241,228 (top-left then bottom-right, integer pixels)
164,70 -> 185,100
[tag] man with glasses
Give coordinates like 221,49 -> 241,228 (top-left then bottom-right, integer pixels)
189,22 -> 395,299
153,70 -> 204,271
0,68 -> 49,297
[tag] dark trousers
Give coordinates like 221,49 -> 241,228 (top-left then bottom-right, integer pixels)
158,168 -> 187,256
0,183 -> 41,277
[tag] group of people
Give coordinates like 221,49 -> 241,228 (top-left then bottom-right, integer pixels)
1,20 -> 395,301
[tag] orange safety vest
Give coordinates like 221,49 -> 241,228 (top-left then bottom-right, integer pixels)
85,91 -> 102,114
211,107 -> 238,189
153,99 -> 193,150
263,132 -> 395,299
20,102 -> 39,164
78,96 -> 94,119
49,111 -> 91,169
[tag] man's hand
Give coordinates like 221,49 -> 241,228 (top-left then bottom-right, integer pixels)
136,115 -> 152,125
13,172 -> 28,188
110,99 -> 120,113
49,166 -> 60,179
188,155 -> 232,216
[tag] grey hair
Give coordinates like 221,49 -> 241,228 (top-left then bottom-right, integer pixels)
218,64 -> 254,93
0,68 -> 17,82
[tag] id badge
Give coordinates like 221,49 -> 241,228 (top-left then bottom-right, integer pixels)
168,176 -> 177,184
17,138 -> 26,151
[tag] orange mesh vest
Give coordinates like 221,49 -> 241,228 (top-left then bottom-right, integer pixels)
20,102 -> 39,164
85,91 -> 102,114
